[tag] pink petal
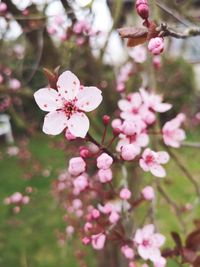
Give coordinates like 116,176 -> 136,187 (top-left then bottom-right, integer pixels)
157,152 -> 170,164
150,164 -> 166,178
152,233 -> 166,247
68,112 -> 89,138
142,224 -> 155,238
43,111 -> 68,135
138,245 -> 149,260
118,99 -> 132,111
139,158 -> 150,172
148,247 -> 161,262
34,88 -> 62,112
76,86 -> 102,112
154,103 -> 172,113
57,71 -> 80,100
134,229 -> 143,244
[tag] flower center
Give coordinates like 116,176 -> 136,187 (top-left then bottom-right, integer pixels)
63,99 -> 77,118
145,154 -> 155,165
142,239 -> 150,247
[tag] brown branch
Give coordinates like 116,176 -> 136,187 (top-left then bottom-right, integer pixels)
157,23 -> 200,39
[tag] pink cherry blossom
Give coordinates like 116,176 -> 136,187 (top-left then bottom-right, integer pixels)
97,153 -> 113,170
121,143 -> 141,161
68,157 -> 86,176
139,148 -> 169,178
134,224 -> 165,263
34,71 -> 102,138
98,168 -> 113,183
120,188 -> 132,200
109,211 -> 120,224
141,186 -> 155,201
148,37 -> 164,55
140,88 -> 172,113
162,113 -> 186,148
73,174 -> 88,192
9,78 -> 21,90
91,233 -> 106,250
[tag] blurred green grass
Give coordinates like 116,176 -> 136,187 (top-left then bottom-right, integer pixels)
0,132 -> 200,267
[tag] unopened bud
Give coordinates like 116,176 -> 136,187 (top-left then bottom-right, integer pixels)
135,0 -> 149,20
102,115 -> 110,125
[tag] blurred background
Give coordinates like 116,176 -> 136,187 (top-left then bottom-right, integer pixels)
0,0 -> 200,266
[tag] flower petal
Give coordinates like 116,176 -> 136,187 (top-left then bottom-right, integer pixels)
68,112 -> 89,138
150,164 -> 166,178
76,86 -> 102,112
157,151 -> 170,164
43,111 -> 68,135
34,88 -> 62,112
57,71 -> 80,100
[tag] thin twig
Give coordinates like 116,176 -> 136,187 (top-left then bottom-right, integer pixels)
157,23 -> 200,39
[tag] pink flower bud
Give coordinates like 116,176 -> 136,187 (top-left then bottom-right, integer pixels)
113,127 -> 121,136
111,119 -> 122,130
82,237 -> 91,245
73,175 -> 88,191
22,196 -> 30,204
129,262 -> 137,267
135,0 -> 149,20
79,147 -> 90,158
9,78 -> 21,91
102,115 -> 110,125
148,37 -> 164,55
98,168 -> 113,183
109,211 -> 120,224
13,206 -> 21,213
120,188 -> 132,200
11,192 -> 23,203
141,186 -> 155,200
68,157 -> 86,176
84,222 -> 93,232
0,3 -> 7,13
122,120 -> 139,136
121,144 -> 140,161
97,153 -> 113,170
91,233 -> 106,250
91,209 -> 100,219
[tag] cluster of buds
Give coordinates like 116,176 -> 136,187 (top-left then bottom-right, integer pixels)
4,191 -> 30,213
135,0 -> 165,55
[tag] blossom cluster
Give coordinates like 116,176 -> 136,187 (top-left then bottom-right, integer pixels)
34,66 -> 187,266
4,191 -> 30,214
47,18 -> 98,46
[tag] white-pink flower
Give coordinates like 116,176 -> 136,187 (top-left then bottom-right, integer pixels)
162,113 -> 186,148
34,71 -> 102,138
139,148 -> 169,178
134,224 -> 165,263
140,88 -> 172,113
91,233 -> 106,250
